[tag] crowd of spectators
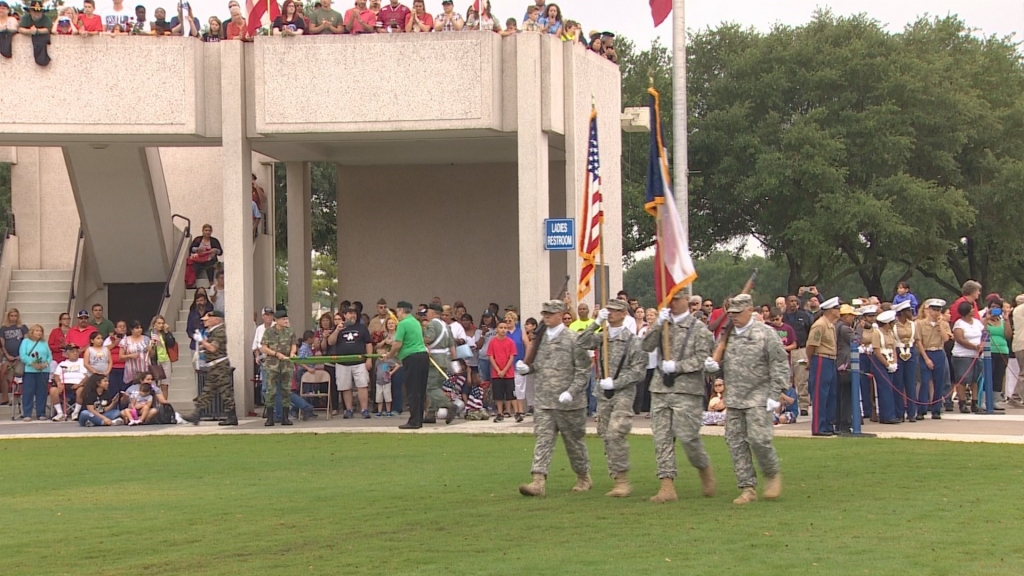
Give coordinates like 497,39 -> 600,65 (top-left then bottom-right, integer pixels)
0,1 -> 619,65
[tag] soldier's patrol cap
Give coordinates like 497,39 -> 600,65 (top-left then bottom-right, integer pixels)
274,310 -> 288,319
858,305 -> 878,316
261,307 -> 274,315
540,300 -> 565,314
204,310 -> 224,318
876,310 -> 897,324
671,291 -> 687,300
427,303 -> 443,313
820,297 -> 841,310
726,294 -> 753,313
396,301 -> 413,311
925,299 -> 946,309
839,304 -> 856,316
605,299 -> 628,312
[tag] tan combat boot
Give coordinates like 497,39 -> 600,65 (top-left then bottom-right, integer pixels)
649,478 -> 678,503
571,473 -> 593,492
518,474 -> 546,497
732,487 -> 758,505
604,472 -> 633,497
762,474 -> 782,500
698,466 -> 717,497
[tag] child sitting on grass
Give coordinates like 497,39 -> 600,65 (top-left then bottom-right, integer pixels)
701,378 -> 727,426
773,385 -> 799,425
464,376 -> 488,420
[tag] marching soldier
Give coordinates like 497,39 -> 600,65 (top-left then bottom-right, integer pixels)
260,310 -> 297,426
640,291 -> 716,502
422,303 -> 455,424
577,299 -> 647,497
183,310 -> 237,426
516,300 -> 592,497
806,297 -> 840,436
704,294 -> 789,505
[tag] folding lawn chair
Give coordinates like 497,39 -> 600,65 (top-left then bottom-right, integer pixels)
300,369 -> 332,420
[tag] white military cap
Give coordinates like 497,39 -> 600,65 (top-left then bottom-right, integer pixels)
820,297 -> 840,310
859,305 -> 878,316
893,301 -> 912,313
925,299 -> 946,308
876,310 -> 897,324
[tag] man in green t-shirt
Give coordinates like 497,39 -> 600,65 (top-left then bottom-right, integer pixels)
18,1 -> 51,35
310,0 -> 344,34
386,301 -> 429,429
89,304 -> 115,339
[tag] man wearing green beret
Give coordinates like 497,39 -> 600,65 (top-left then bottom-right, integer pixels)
183,310 -> 237,426
260,310 -> 297,426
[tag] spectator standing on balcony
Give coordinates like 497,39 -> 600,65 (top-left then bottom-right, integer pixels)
170,3 -> 201,37
432,0 -> 464,31
225,2 -> 249,39
477,1 -> 498,32
311,0 -> 344,34
464,3 -> 478,30
559,19 -> 579,42
204,15 -> 223,40
47,313 -> 72,364
189,224 -> 222,286
90,303 -> 114,339
344,0 -> 375,34
404,0 -> 431,32
522,0 -> 544,21
1,2 -> 19,32
499,17 -> 516,36
538,3 -> 561,35
152,7 -> 172,35
52,7 -> 80,35
76,1 -> 104,35
129,4 -> 151,34
376,0 -> 408,33
120,320 -> 153,386
101,0 -> 131,33
272,0 -> 306,35
18,325 -> 51,421
18,0 -> 51,68
520,5 -> 540,32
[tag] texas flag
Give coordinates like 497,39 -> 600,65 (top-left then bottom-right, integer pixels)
650,0 -> 672,26
247,0 -> 281,35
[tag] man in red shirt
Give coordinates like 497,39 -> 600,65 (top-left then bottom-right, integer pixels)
950,280 -> 981,324
66,310 -> 98,350
487,321 -> 517,422
376,0 -> 409,32
78,0 -> 103,34
345,0 -> 377,34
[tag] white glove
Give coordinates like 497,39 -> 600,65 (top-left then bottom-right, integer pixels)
661,360 -> 677,374
656,308 -> 671,326
887,363 -> 898,374
192,331 -> 205,343
515,360 -> 530,375
857,345 -> 866,354
558,391 -> 573,403
599,378 -> 614,391
766,398 -> 781,412
595,308 -> 609,322
704,357 -> 720,372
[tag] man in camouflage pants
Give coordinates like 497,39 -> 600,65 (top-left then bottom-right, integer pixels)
705,294 -> 790,505
577,299 -> 647,497
183,310 -> 237,426
516,300 -> 592,497
422,303 -> 455,424
260,310 -> 297,427
641,291 -> 717,502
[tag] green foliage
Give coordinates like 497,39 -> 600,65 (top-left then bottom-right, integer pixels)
311,252 -> 338,310
273,162 -> 338,260
0,163 -> 10,238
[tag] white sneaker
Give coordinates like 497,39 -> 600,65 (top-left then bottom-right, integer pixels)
70,405 -> 81,420
111,418 -> 124,426
52,412 -> 65,422
175,413 -> 187,425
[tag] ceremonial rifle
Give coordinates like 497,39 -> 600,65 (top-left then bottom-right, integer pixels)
710,269 -> 759,364
523,275 -> 571,367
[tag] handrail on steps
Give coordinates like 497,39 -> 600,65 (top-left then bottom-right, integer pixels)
67,228 -> 85,315
161,214 -> 192,305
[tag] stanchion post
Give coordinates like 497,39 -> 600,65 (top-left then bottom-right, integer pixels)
983,339 -> 994,414
851,344 -> 862,434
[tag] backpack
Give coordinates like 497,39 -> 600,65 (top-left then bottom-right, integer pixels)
154,403 -> 177,425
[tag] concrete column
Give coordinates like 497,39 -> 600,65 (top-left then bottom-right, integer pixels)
220,41 -> 254,416
252,160 -> 276,313
286,161 -> 312,334
516,33 -> 551,318
561,42 -> 585,308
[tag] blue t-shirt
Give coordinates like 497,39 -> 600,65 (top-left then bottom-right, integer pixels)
507,324 -> 525,364
892,292 -> 919,316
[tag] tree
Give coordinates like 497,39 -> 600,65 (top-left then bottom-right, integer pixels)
273,162 -> 338,259
312,253 -> 338,311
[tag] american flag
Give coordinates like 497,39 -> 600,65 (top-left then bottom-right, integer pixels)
577,110 -> 603,304
644,87 -> 697,307
247,0 -> 280,35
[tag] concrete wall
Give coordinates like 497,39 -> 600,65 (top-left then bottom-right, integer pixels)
0,36 -> 212,142
336,162 -> 519,316
9,148 -> 81,270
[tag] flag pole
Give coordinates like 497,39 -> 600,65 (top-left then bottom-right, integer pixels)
594,99 -> 610,379
672,0 -> 689,298
652,73 -> 671,354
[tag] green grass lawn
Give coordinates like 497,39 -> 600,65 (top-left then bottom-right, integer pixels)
1,433 -> 1022,575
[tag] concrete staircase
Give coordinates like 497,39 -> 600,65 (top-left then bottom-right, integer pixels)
166,287 -> 202,405
6,270 -> 72,331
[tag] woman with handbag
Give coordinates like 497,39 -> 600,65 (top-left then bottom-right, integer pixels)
47,312 -> 72,364
148,315 -> 176,398
18,324 -> 52,421
119,321 -> 153,388
1,308 -> 28,406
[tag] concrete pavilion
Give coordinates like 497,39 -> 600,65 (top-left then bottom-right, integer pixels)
0,33 -> 623,416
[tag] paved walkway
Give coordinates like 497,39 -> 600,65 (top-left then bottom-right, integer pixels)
1,404 -> 1021,443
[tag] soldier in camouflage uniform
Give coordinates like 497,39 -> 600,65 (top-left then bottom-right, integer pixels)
705,294 -> 790,505
183,310 -> 237,426
577,299 -> 647,497
641,291 -> 717,503
422,303 -> 455,424
260,310 -> 297,427
516,300 -> 592,497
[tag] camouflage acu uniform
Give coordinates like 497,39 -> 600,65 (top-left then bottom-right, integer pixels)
193,323 -> 234,413
261,325 -> 297,411
640,315 -> 715,479
578,323 -> 647,476
721,321 -> 791,489
530,326 -> 592,477
423,318 -> 454,416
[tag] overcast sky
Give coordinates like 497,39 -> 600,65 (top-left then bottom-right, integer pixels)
161,1 -> 1019,45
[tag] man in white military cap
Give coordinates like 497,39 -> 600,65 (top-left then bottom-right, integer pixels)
892,300 -> 920,421
805,296 -> 841,435
916,299 -> 950,418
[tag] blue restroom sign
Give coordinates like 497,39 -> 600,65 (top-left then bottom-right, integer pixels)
544,219 -> 575,251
